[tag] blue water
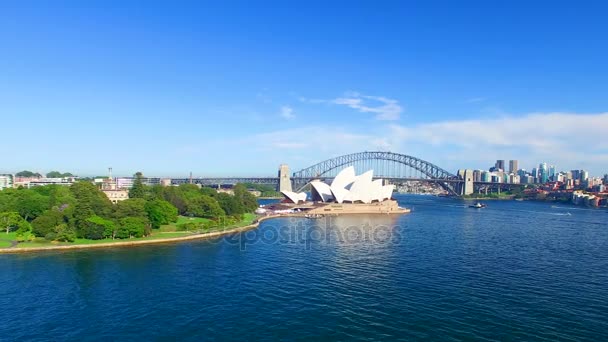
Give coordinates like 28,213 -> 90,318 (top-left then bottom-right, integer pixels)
1,195 -> 607,341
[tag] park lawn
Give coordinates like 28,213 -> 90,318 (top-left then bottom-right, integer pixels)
159,216 -> 212,232
1,232 -> 19,240
6,213 -> 259,249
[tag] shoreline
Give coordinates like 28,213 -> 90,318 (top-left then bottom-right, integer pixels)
0,215 -> 281,254
0,208 -> 412,254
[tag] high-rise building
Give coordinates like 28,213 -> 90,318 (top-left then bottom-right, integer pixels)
539,162 -> 548,183
580,170 -> 589,182
508,160 -> 518,173
495,160 -> 505,171
548,165 -> 556,181
571,170 -> 581,181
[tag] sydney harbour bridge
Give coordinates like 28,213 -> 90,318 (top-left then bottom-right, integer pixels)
169,151 -> 521,197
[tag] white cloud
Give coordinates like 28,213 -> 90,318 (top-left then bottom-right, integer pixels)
332,92 -> 402,120
386,112 -> 608,174
279,106 -> 296,120
193,111 -> 608,176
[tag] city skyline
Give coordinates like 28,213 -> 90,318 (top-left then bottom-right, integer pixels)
2,2 -> 608,176
2,155 -> 606,180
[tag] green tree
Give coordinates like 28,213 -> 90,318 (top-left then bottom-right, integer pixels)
15,221 -> 33,242
114,198 -> 147,220
185,195 -> 225,218
46,171 -> 74,178
117,217 -> 147,238
162,186 -> 188,215
14,189 -> 50,221
148,184 -> 165,200
15,170 -> 42,178
31,209 -> 65,237
216,192 -> 245,216
82,215 -> 115,240
145,199 -> 178,229
54,223 -> 76,242
0,212 -> 29,234
70,181 -> 113,228
129,172 -> 146,199
233,183 -> 258,212
200,187 -> 217,197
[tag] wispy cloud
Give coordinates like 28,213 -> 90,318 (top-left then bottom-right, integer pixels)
299,92 -> 403,120
465,97 -> 486,103
279,105 -> 296,120
331,92 -> 402,120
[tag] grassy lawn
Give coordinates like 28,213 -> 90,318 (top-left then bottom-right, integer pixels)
2,213 -> 259,249
159,216 -> 212,232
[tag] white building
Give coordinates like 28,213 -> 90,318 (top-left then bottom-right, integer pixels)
281,166 -> 394,204
103,189 -> 129,204
0,174 -> 13,190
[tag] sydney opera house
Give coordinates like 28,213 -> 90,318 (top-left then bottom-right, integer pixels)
280,166 -> 408,215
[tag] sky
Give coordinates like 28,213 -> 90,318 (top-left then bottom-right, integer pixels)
1,0 -> 607,177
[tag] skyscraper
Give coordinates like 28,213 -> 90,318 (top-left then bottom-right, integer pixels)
495,160 -> 505,171
508,160 -> 518,173
539,162 -> 548,183
548,165 -> 556,181
580,170 -> 589,182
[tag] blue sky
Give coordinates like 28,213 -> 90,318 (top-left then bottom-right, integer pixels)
2,1 -> 607,177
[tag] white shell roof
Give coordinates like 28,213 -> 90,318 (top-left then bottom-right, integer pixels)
310,181 -> 334,202
281,191 -> 307,204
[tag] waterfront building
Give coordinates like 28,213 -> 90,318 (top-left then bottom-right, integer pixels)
521,175 -> 535,184
0,174 -> 13,190
282,166 -> 395,204
508,160 -> 518,174
565,179 -> 575,189
472,170 -> 484,182
508,174 -> 520,184
482,171 -> 491,182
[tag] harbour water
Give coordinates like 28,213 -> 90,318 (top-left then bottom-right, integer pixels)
1,195 -> 607,341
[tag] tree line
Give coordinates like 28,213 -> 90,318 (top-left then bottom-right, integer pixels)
12,170 -> 74,178
0,172 -> 259,242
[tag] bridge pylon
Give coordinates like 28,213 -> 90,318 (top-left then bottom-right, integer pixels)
277,164 -> 292,193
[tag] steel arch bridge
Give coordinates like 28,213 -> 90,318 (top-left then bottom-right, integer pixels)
291,151 -> 460,195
